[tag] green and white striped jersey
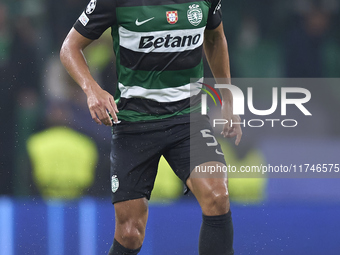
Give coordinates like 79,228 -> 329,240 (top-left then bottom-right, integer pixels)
74,0 -> 222,122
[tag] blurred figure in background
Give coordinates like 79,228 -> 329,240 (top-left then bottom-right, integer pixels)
11,16 -> 42,196
0,0 -> 46,196
285,0 -> 340,136
0,3 -> 15,195
285,0 -> 331,77
47,0 -> 85,51
0,3 -> 42,195
26,102 -> 98,200
233,15 -> 283,78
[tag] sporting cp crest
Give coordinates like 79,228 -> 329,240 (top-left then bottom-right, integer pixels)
111,175 -> 119,193
187,4 -> 203,26
166,11 -> 178,24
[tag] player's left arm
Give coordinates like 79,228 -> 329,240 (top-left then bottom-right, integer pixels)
204,23 -> 242,145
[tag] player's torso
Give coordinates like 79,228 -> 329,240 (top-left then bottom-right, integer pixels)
112,0 -> 210,79
111,0 -> 211,121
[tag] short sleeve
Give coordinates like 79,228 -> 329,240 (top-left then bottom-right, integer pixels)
73,0 -> 116,40
206,0 -> 222,30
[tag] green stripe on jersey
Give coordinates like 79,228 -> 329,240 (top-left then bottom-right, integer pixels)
117,103 -> 201,122
117,61 -> 203,90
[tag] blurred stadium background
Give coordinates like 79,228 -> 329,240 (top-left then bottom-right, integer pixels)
1,0 -> 340,254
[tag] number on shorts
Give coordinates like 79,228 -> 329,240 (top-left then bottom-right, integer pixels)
200,129 -> 224,155
200,129 -> 218,146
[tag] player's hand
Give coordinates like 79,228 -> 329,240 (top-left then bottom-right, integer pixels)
221,102 -> 242,146
85,84 -> 118,126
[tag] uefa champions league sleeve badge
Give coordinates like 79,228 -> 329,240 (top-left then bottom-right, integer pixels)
86,0 -> 97,15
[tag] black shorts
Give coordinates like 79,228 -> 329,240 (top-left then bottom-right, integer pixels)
110,115 -> 226,204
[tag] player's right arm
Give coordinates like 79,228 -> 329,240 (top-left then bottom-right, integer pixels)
60,0 -> 118,126
60,29 -> 118,125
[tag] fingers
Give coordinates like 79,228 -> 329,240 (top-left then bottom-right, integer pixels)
90,107 -> 112,126
228,127 -> 242,146
101,110 -> 113,126
90,110 -> 102,125
222,124 -> 243,146
88,95 -> 119,126
109,97 -> 119,113
221,129 -> 228,137
235,132 -> 242,146
220,122 -> 231,138
109,97 -> 119,123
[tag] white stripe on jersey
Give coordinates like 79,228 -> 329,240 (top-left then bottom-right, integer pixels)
119,26 -> 205,53
119,78 -> 203,102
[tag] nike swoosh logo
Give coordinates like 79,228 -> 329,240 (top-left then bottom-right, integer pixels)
135,17 -> 155,26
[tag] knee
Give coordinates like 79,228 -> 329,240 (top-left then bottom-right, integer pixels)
201,188 -> 230,215
116,219 -> 145,248
187,176 -> 231,216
